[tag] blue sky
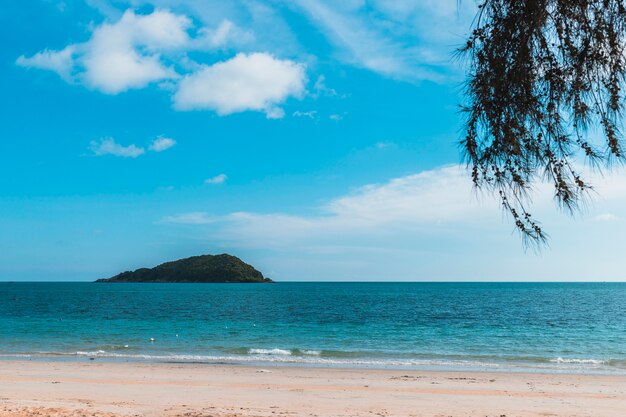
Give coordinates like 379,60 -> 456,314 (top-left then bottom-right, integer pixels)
2,0 -> 625,281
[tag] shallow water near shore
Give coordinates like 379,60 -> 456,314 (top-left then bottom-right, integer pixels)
1,282 -> 625,373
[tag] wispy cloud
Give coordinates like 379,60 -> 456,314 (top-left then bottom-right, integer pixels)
149,137 -> 176,152
90,136 -> 176,157
291,0 -> 476,82
161,165 -> 490,247
193,19 -> 254,49
293,110 -> 318,119
204,174 -> 228,185
159,165 -> 626,280
312,75 -> 338,97
89,137 -> 145,158
16,46 -> 76,81
592,213 -> 620,222
375,141 -> 393,149
294,0 -> 419,80
161,212 -> 215,225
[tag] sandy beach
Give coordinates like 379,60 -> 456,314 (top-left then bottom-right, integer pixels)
0,360 -> 624,417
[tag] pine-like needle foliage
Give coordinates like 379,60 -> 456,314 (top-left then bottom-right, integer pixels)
461,0 -> 626,245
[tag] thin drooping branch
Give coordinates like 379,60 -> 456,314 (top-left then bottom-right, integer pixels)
461,0 -> 626,245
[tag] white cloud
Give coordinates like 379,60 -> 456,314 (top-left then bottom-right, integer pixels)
173,53 -> 306,117
293,110 -> 318,119
19,8 -> 308,117
265,107 -> 286,120
149,137 -> 176,152
592,213 -> 620,222
326,166 -> 479,224
90,137 -> 145,158
81,9 -> 190,93
16,46 -> 76,81
18,9 -> 190,94
205,174 -> 228,184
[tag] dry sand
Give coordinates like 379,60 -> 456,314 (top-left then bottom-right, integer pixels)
0,360 -> 624,417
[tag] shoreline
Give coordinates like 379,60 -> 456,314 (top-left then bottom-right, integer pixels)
1,353 -> 623,376
1,359 -> 624,417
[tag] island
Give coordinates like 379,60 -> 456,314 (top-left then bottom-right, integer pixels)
95,254 -> 272,283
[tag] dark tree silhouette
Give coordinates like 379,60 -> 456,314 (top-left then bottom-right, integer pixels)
461,0 -> 626,244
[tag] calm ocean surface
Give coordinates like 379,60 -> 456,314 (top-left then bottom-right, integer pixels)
1,282 -> 625,373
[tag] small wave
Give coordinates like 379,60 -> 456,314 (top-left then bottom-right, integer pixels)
300,350 -> 321,356
14,350 -> 501,369
76,350 -> 106,356
249,348 -> 292,356
3,349 -> 623,373
550,357 -> 607,365
238,348 -> 322,356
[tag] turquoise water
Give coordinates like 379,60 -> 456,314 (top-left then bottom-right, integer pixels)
1,282 -> 625,373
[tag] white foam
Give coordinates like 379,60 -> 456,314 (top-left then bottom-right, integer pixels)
550,357 -> 606,365
249,348 -> 291,356
75,350 -> 106,356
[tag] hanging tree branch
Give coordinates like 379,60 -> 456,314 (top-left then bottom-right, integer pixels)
461,0 -> 626,245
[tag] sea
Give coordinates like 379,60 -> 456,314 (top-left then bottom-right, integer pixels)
1,282 -> 625,374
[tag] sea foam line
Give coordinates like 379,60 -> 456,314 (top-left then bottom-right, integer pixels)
4,350 -> 502,368
550,357 -> 607,365
2,350 -> 621,372
248,348 -> 321,356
